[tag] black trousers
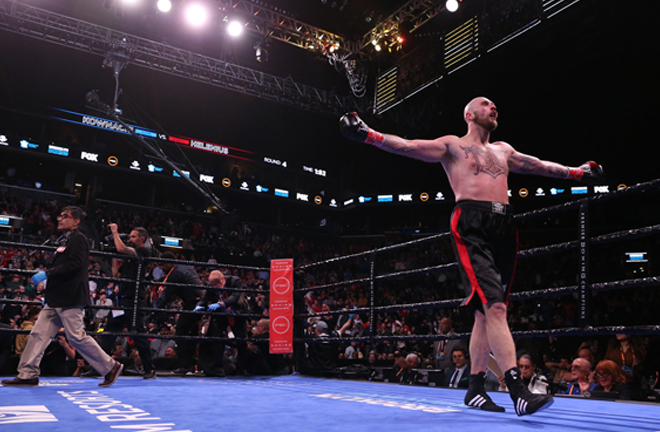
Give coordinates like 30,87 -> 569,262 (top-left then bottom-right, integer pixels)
100,300 -> 155,372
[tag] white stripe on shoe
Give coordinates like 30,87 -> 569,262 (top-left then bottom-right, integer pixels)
516,398 -> 528,415
467,395 -> 487,407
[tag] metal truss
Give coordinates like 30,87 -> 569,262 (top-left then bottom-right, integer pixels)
360,0 -> 443,49
226,0 -> 444,55
0,0 -> 357,114
223,0 -> 357,53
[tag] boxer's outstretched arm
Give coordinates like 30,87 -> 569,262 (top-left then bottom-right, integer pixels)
508,148 -> 604,182
339,112 -> 452,163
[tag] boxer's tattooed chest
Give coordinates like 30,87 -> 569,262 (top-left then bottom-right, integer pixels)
460,145 -> 507,179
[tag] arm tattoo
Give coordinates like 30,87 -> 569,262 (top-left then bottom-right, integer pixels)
460,145 -> 506,178
516,155 -> 538,173
547,164 -> 569,177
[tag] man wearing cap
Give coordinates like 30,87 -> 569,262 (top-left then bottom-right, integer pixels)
300,318 -> 354,376
2,206 -> 123,387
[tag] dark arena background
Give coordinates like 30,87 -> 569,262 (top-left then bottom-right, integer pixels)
1,0 -> 660,431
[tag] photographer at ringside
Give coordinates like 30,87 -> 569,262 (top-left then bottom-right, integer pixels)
99,224 -> 156,379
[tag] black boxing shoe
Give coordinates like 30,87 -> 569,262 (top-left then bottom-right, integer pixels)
504,367 -> 554,416
464,390 -> 506,412
464,372 -> 505,413
511,392 -> 553,416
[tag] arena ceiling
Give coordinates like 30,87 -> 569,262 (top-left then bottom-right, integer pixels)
0,0 -> 659,205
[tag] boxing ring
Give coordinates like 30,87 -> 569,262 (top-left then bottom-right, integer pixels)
1,180 -> 660,431
295,179 -> 660,348
1,375 -> 660,431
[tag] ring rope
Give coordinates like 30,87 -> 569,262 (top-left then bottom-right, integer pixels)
514,178 -> 660,221
0,327 -> 251,343
295,263 -> 458,294
0,239 -> 269,272
295,274 -> 659,322
294,325 -> 660,344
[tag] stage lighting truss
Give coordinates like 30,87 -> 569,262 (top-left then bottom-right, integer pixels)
361,0 -> 447,53
0,0 -> 358,114
220,0 -> 351,53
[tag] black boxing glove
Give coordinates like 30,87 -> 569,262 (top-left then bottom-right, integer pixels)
566,161 -> 605,183
339,112 -> 385,147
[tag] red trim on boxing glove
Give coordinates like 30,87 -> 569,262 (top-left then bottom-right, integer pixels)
365,130 -> 385,147
566,167 -> 583,181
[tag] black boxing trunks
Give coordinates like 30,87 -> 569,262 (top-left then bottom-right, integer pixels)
450,200 -> 518,312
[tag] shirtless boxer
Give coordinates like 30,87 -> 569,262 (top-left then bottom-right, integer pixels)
340,97 -> 604,415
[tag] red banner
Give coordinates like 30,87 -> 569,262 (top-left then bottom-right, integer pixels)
269,259 -> 294,354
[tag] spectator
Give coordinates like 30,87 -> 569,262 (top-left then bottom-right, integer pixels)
604,334 -> 645,394
344,341 -> 362,360
392,351 -> 407,381
593,359 -> 632,400
15,307 -> 40,354
396,352 -> 421,385
560,358 -> 596,396
445,347 -> 470,389
577,347 -> 597,372
546,355 -> 572,384
300,320 -> 349,377
150,324 -> 177,358
244,318 -> 289,375
164,346 -> 178,359
516,354 -> 549,394
432,316 -> 466,370
93,292 -> 113,330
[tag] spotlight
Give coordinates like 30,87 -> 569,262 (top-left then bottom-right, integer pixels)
255,42 -> 268,62
227,20 -> 243,37
374,44 -> 382,52
446,0 -> 459,12
185,3 -> 208,27
157,0 -> 172,13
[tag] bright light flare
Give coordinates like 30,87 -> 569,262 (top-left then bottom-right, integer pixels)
446,0 -> 459,13
157,0 -> 172,13
185,3 -> 208,27
227,20 -> 244,37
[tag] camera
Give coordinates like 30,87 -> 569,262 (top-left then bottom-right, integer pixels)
99,233 -> 129,251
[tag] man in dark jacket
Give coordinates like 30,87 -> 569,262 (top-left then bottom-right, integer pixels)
158,252 -> 205,375
1,206 -> 123,387
245,318 -> 289,375
198,270 -> 247,375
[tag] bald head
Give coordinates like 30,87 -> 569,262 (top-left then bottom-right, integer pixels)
463,96 -> 498,132
571,357 -> 591,379
464,97 -> 491,121
208,270 -> 225,287
255,319 -> 269,335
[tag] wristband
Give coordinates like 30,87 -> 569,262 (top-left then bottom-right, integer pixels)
566,167 -> 583,181
365,130 -> 385,148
